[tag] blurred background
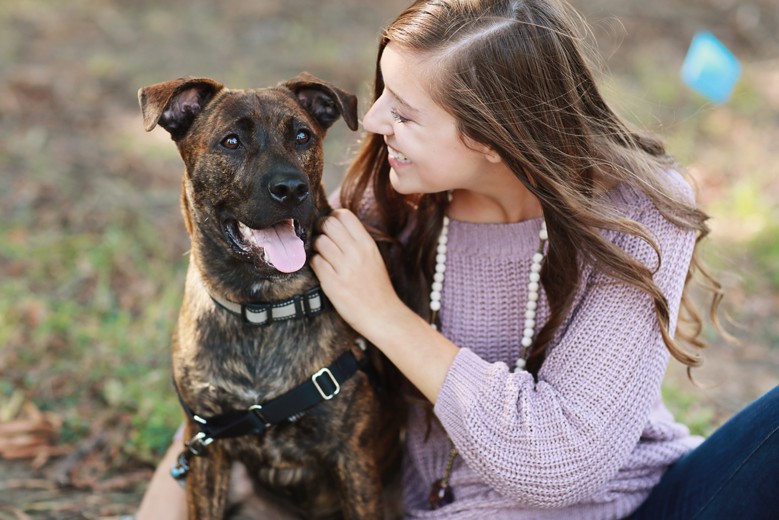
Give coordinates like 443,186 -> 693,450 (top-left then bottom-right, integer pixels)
0,0 -> 777,517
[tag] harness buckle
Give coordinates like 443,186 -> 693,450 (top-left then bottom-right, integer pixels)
312,367 -> 340,400
249,404 -> 271,427
171,431 -> 213,483
185,431 -> 213,456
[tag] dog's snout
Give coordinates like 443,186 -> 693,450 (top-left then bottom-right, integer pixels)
268,174 -> 310,207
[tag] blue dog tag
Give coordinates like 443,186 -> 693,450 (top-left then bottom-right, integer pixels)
681,31 -> 741,104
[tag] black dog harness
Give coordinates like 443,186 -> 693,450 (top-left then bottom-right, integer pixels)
170,286 -> 376,483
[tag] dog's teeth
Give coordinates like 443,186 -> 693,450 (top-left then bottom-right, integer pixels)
238,221 -> 251,236
238,220 -> 260,247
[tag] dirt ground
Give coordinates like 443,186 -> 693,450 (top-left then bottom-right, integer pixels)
1,0 -> 777,518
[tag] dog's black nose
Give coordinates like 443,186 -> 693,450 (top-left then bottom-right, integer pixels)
268,174 -> 310,207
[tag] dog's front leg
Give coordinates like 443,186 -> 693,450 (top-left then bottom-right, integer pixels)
186,442 -> 232,520
334,442 -> 384,520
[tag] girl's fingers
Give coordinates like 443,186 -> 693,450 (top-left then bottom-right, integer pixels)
317,217 -> 349,254
332,209 -> 369,238
312,233 -> 342,268
318,210 -> 378,266
323,209 -> 370,243
309,252 -> 335,279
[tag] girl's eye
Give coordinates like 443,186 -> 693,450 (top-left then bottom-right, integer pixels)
221,135 -> 240,149
295,129 -> 311,145
390,108 -> 410,124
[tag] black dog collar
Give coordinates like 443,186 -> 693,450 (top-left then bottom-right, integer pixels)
209,286 -> 329,326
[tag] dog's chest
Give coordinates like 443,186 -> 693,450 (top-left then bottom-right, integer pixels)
179,312 -> 345,414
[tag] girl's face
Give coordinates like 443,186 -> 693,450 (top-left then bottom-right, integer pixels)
363,43 -> 505,196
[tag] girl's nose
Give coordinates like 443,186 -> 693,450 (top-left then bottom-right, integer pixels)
362,94 -> 392,136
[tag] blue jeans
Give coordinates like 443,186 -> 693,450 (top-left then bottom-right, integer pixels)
630,384 -> 779,520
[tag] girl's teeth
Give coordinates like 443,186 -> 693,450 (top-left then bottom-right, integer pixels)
388,146 -> 410,163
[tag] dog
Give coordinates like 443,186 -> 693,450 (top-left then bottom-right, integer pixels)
138,74 -> 399,519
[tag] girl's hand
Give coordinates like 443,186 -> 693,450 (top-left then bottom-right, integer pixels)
311,209 -> 404,337
312,208 -> 460,403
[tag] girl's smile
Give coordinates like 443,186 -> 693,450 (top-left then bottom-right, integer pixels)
386,143 -> 411,168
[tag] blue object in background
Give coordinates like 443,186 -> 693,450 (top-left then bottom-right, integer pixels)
681,31 -> 741,104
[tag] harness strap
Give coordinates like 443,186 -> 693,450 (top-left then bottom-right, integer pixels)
171,349 -> 371,482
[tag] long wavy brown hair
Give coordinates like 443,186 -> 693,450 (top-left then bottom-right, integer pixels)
340,0 -> 724,377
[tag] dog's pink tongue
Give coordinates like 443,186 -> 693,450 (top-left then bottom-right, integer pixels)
252,220 -> 305,273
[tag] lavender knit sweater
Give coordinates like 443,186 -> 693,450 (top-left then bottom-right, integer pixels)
396,174 -> 702,519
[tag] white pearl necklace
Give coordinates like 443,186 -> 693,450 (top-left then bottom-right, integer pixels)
429,214 -> 548,372
427,212 -> 548,508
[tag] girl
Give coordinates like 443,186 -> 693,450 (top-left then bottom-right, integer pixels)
310,0 -> 779,519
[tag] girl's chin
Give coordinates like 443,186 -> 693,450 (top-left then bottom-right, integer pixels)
388,168 -> 412,194
389,168 -> 436,196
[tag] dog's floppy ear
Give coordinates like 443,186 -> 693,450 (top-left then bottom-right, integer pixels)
138,77 -> 224,139
284,72 -> 358,132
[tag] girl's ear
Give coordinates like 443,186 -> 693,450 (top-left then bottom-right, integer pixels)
483,147 -> 502,164
464,136 -> 502,163
475,142 -> 502,163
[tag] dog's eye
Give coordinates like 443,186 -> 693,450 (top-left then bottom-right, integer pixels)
221,135 -> 240,150
295,129 -> 311,145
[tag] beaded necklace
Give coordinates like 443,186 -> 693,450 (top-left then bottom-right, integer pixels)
427,212 -> 548,509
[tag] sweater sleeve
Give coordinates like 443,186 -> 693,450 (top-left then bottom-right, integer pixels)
433,196 -> 697,507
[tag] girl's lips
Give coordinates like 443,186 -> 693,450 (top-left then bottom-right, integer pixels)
387,155 -> 408,170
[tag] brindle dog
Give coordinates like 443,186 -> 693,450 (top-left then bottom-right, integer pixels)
138,74 -> 399,519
